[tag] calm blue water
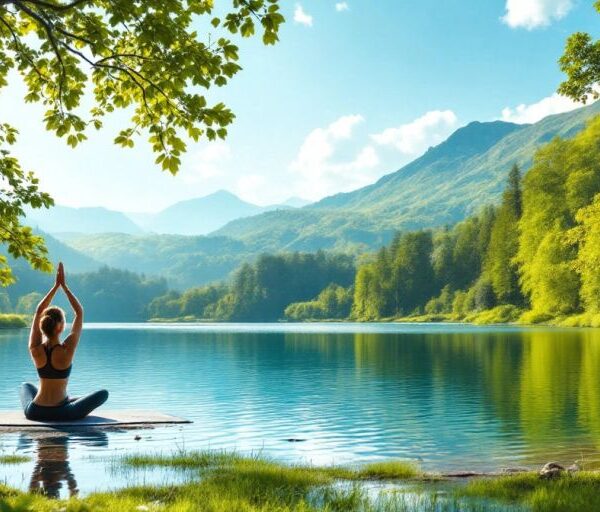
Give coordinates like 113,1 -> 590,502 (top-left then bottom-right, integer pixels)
1,322 -> 600,497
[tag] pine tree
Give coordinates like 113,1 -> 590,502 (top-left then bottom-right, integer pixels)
485,165 -> 524,305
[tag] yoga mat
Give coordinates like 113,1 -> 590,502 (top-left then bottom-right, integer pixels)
0,410 -> 191,429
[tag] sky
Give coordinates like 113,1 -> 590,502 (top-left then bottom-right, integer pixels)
1,0 -> 599,212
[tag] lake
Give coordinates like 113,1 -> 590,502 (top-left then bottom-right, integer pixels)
1,322 -> 599,497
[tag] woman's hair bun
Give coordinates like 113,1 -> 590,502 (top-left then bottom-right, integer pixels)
39,306 -> 65,338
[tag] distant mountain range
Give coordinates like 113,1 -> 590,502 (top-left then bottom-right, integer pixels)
24,191 -> 310,236
215,101 -> 600,252
15,101 -> 600,291
127,190 -> 308,235
25,205 -> 144,235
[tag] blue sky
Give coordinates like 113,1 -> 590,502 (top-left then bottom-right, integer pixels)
1,0 -> 598,211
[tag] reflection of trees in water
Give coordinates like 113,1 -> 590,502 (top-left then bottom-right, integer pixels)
118,328 -> 600,458
18,430 -> 108,499
577,331 -> 600,449
518,331 -> 583,444
282,329 -> 600,454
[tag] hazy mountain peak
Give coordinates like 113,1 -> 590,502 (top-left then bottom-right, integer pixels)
24,205 -> 143,235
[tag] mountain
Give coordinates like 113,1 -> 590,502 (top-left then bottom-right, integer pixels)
214,101 -> 600,252
63,232 -> 252,290
24,191 -> 305,238
126,190 -> 301,236
25,205 -> 143,235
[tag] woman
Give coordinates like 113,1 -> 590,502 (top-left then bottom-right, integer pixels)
20,262 -> 108,421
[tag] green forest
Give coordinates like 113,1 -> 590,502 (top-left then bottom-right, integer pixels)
2,116 -> 600,327
148,115 -> 600,327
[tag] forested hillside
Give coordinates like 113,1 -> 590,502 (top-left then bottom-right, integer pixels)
216,101 -> 600,252
62,233 -> 252,289
152,115 -> 600,327
337,115 -> 600,326
148,252 -> 355,321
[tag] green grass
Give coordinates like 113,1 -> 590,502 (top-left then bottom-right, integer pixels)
356,460 -> 421,480
0,451 -> 437,512
122,449 -> 245,469
464,305 -> 524,325
122,450 -> 422,482
4,451 -> 593,511
391,313 -> 457,323
0,454 -> 30,464
554,313 -> 600,328
0,314 -> 28,329
461,471 -> 600,512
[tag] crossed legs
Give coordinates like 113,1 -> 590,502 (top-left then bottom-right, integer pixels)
20,383 -> 109,421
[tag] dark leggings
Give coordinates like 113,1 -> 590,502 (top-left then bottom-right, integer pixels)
20,383 -> 109,422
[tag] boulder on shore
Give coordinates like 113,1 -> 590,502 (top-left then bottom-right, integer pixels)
539,462 -> 564,479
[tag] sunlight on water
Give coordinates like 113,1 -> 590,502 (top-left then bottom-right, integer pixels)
1,322 -> 600,496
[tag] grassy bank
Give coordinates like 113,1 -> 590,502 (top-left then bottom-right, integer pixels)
0,314 -> 28,329
2,450 -> 599,511
461,472 -> 600,512
150,306 -> 600,328
385,306 -> 600,328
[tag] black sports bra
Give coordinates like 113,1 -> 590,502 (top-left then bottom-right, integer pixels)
37,344 -> 72,380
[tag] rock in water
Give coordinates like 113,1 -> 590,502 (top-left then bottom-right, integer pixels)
539,462 -> 564,479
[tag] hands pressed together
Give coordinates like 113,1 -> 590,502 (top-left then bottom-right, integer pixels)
55,262 -> 66,288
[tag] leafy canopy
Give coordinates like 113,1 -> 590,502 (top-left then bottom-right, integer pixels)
558,0 -> 600,102
0,0 -> 283,284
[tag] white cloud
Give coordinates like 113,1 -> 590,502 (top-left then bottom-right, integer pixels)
501,93 -> 583,124
371,110 -> 458,156
289,115 -> 380,200
294,4 -> 313,26
502,0 -> 574,29
182,141 -> 231,183
335,2 -> 349,12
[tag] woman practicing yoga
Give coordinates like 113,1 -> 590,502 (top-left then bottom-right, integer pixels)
20,262 -> 108,421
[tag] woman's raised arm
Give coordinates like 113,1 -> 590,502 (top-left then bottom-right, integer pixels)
28,263 -> 62,351
61,268 -> 84,357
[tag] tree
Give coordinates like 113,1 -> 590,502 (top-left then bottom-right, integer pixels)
558,0 -> 600,103
0,0 -> 284,284
395,231 -> 435,314
285,283 -> 353,321
424,284 -> 453,314
516,137 -> 572,308
570,194 -> 600,313
485,165 -> 523,305
1,124 -> 53,284
525,221 -> 580,316
352,262 -> 385,320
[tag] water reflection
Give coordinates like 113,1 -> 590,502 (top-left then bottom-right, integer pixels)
18,430 -> 108,498
283,328 -> 600,466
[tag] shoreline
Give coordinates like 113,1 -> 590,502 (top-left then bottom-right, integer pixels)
0,450 -> 597,510
4,311 -> 599,330
146,313 -> 600,329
